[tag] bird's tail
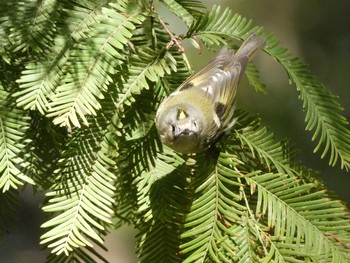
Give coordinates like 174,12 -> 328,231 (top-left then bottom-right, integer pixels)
219,34 -> 265,132
234,34 -> 265,61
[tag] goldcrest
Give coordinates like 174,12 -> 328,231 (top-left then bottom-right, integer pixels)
155,34 -> 265,153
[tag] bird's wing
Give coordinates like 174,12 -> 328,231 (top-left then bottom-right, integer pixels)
176,34 -> 265,131
175,48 -> 244,131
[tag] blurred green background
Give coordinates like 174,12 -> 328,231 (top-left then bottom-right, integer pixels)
1,1 -> 349,262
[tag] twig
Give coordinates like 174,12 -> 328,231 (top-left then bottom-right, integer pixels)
157,15 -> 184,53
325,232 -> 350,249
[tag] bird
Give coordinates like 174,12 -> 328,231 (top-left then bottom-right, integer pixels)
155,34 -> 265,154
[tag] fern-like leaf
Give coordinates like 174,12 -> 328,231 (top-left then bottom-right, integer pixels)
179,150 -> 350,262
13,1 -> 108,114
135,150 -> 187,262
264,34 -> 350,170
114,48 -> 176,114
2,0 -> 59,54
0,86 -> 35,191
47,3 -> 145,127
233,109 -> 298,177
26,113 -> 67,191
180,153 -> 246,262
245,172 -> 350,262
187,5 -> 260,47
245,62 -> 266,94
40,106 -> 118,255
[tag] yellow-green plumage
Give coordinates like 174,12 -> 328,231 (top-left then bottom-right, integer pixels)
156,34 -> 265,153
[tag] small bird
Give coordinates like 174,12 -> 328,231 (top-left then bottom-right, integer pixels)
155,34 -> 265,153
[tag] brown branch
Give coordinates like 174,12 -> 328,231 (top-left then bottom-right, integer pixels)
157,15 -> 184,53
325,232 -> 350,249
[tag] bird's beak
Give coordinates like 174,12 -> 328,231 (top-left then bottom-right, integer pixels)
173,125 -> 181,137
174,118 -> 197,137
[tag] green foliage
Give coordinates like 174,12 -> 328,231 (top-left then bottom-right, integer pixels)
264,34 -> 350,170
0,85 -> 35,191
0,0 -> 350,262
160,0 -> 206,27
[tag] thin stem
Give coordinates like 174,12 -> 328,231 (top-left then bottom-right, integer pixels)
157,15 -> 184,53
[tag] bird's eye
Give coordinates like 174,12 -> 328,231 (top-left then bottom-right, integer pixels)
193,120 -> 197,128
